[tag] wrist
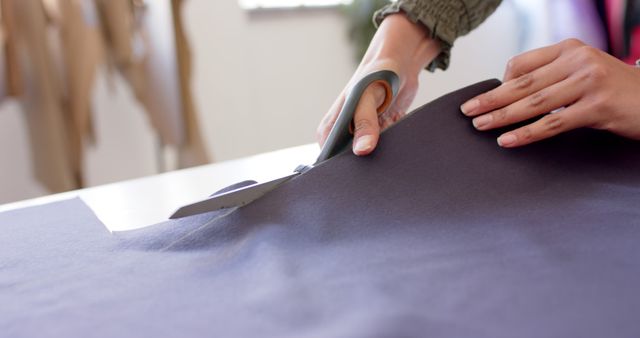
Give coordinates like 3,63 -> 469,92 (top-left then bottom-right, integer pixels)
361,12 -> 441,76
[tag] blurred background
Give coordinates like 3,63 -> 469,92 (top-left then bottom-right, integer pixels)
0,0 -> 635,203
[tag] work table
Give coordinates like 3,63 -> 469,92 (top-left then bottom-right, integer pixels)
0,144 -> 319,232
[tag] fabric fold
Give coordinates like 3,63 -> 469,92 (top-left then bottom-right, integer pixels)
2,79 -> 640,337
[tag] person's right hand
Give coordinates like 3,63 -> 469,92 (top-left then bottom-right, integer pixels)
316,13 -> 441,156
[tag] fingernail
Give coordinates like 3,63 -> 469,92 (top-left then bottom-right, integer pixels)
472,114 -> 493,129
460,99 -> 479,115
354,135 -> 374,154
497,134 -> 517,147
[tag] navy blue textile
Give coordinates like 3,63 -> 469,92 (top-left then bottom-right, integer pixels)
2,79 -> 640,337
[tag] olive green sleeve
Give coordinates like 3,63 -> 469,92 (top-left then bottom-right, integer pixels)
374,0 -> 502,71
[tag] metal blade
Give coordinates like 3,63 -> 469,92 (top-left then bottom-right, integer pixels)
169,173 -> 299,219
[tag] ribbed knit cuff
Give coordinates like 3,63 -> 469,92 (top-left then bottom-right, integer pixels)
374,0 -> 501,71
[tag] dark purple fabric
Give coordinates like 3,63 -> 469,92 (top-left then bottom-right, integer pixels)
2,79 -> 640,337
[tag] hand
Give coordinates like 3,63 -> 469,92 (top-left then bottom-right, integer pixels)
317,13 -> 440,156
461,38 -> 640,147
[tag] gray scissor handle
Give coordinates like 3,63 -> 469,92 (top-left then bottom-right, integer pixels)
314,70 -> 399,165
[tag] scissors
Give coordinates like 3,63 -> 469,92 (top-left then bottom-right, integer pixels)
169,70 -> 399,219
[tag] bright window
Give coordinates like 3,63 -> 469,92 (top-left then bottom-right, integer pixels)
239,0 -> 352,10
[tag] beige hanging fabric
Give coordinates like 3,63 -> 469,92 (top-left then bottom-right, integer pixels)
3,0 -> 208,193
95,0 -> 209,167
1,0 -> 23,98
10,0 -> 78,192
58,0 -> 104,155
172,0 -> 209,168
94,0 -> 185,144
0,7 -> 6,100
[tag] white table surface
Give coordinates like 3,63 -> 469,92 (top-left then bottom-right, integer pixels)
0,144 -> 319,232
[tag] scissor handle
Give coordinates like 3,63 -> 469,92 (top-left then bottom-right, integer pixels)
315,70 -> 400,165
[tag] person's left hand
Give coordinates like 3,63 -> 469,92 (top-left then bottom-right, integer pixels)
460,38 -> 640,147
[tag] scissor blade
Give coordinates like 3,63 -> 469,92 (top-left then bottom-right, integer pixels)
169,173 -> 299,219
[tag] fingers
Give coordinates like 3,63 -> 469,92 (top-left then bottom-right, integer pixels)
317,78 -> 398,155
378,110 -> 404,130
502,39 -> 581,82
496,101 -> 593,148
352,82 -> 386,156
377,79 -> 417,129
461,57 -> 570,118
470,75 -> 582,131
316,94 -> 346,147
459,38 -> 601,148
460,39 -> 587,117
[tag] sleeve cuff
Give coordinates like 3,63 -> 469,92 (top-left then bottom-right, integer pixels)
373,0 -> 500,72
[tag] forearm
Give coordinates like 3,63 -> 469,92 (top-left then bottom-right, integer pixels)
359,13 -> 441,78
374,0 -> 502,71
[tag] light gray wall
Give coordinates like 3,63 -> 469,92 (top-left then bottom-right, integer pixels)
0,1 -> 522,204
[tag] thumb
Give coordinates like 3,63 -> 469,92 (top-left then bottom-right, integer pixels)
352,82 -> 387,156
